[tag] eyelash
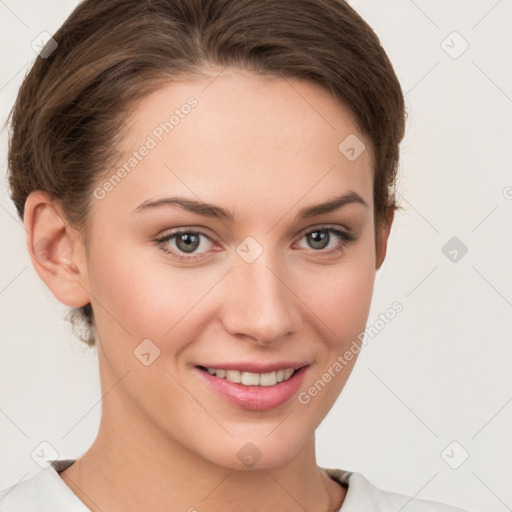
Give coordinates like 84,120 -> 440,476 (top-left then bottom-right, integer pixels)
154,225 -> 356,262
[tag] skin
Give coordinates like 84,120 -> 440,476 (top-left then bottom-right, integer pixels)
24,67 -> 393,512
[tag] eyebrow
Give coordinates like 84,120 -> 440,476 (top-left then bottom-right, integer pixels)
133,190 -> 367,221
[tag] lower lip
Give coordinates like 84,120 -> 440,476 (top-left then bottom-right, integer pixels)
196,366 -> 308,411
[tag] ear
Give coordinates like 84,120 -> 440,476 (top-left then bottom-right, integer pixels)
24,190 -> 90,308
375,205 -> 395,270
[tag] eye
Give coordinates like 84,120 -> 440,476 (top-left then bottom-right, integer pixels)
155,229 -> 216,261
294,226 -> 356,256
155,225 -> 356,262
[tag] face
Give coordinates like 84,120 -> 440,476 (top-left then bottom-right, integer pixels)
81,67 -> 384,469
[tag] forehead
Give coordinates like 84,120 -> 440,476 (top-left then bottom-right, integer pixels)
93,68 -> 374,221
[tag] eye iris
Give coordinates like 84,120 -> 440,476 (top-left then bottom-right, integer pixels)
176,233 -> 200,253
307,230 -> 329,250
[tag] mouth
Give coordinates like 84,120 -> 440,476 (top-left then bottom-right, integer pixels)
195,363 -> 309,411
197,366 -> 298,387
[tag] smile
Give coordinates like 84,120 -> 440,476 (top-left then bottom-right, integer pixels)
196,364 -> 309,411
200,367 -> 296,386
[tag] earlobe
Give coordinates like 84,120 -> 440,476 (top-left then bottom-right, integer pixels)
24,190 -> 90,308
375,206 -> 395,270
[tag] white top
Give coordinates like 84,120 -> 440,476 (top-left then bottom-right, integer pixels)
0,460 -> 469,511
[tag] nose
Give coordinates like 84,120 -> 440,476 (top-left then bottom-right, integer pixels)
221,253 -> 300,345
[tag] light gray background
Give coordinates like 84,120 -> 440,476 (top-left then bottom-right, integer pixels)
1,1 -> 511,511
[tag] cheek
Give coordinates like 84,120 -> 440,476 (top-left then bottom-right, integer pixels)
302,243 -> 377,346
294,255 -> 376,424
333,264 -> 375,335
87,238 -> 218,351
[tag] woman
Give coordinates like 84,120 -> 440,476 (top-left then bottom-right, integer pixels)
0,0 -> 471,510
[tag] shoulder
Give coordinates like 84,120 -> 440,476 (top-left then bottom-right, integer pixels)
323,468 -> 472,512
0,460 -> 83,512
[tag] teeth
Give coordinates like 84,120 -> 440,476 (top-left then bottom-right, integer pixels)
205,367 -> 296,386
226,370 -> 241,383
241,372 -> 260,386
260,372 -> 278,387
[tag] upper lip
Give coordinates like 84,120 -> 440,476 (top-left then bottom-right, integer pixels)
197,361 -> 309,373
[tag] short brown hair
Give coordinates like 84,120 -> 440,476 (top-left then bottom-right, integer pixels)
6,0 -> 406,347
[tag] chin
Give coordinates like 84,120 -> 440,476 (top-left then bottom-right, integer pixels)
196,431 -> 309,471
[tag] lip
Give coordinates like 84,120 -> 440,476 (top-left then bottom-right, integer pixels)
197,361 -> 308,373
195,364 -> 309,411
